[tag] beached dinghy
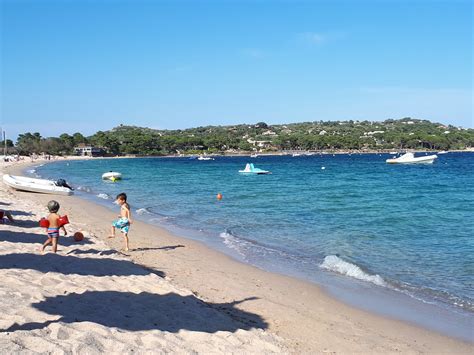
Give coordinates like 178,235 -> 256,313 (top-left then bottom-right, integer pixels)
102,171 -> 122,181
239,163 -> 271,175
2,174 -> 74,196
386,152 -> 438,164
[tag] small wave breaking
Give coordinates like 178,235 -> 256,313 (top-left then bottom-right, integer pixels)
136,207 -> 152,215
320,255 -> 386,287
97,193 -> 110,200
219,230 -> 249,259
76,186 -> 92,193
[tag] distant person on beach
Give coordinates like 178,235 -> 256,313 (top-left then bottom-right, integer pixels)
108,192 -> 132,251
41,200 -> 67,254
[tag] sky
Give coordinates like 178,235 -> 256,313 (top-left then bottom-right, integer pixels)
0,0 -> 472,141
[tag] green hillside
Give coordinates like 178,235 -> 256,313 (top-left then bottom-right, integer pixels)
10,118 -> 474,156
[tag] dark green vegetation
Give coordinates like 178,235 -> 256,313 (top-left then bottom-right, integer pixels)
8,118 -> 474,156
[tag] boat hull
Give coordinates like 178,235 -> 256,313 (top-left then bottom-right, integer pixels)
386,154 -> 438,164
2,174 -> 73,196
102,172 -> 122,180
238,171 -> 271,175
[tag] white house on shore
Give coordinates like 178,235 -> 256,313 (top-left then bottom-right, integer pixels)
73,144 -> 105,157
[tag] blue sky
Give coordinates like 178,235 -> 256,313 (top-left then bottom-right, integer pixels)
1,0 -> 472,140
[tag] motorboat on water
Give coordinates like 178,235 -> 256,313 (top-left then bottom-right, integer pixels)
239,163 -> 271,175
102,171 -> 122,181
437,150 -> 448,154
292,153 -> 302,157
386,152 -> 438,164
250,153 -> 258,158
2,174 -> 74,196
197,156 -> 214,161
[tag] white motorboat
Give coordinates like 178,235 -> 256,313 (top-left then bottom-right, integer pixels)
437,150 -> 448,154
197,156 -> 214,161
102,171 -> 122,181
292,153 -> 302,157
250,153 -> 258,158
239,163 -> 271,175
386,152 -> 438,164
2,174 -> 74,196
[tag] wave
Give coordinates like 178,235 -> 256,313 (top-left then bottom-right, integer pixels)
320,255 -> 386,287
76,185 -> 92,193
219,230 -> 250,259
97,193 -> 110,200
218,229 -> 308,264
136,207 -> 153,215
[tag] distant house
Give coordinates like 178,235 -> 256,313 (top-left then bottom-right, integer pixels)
367,130 -> 385,135
246,138 -> 272,149
74,144 -> 105,157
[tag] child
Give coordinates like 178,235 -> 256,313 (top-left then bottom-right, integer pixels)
41,200 -> 67,254
108,192 -> 132,251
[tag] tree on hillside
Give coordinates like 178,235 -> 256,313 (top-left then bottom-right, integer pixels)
17,132 -> 42,154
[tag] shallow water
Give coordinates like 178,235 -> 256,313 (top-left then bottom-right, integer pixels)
35,153 -> 474,338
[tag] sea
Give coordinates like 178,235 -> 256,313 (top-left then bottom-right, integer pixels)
32,152 -> 474,340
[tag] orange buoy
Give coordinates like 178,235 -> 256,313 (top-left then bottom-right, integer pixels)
216,193 -> 223,200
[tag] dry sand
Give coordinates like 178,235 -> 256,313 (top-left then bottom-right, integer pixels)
0,159 -> 472,354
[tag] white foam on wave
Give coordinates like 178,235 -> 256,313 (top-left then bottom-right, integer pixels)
97,193 -> 110,200
26,169 -> 36,174
320,255 -> 386,287
219,231 -> 248,259
136,208 -> 151,215
76,186 -> 91,192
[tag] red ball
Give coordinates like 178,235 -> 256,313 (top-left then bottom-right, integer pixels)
74,232 -> 84,242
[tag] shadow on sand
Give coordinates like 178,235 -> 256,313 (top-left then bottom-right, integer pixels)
0,253 -> 165,278
0,231 -> 93,246
66,248 -> 120,256
6,210 -> 34,216
3,291 -> 266,334
132,245 -> 185,252
13,219 -> 47,228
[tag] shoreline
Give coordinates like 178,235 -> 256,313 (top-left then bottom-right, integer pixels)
109,148 -> 474,158
2,159 -> 473,352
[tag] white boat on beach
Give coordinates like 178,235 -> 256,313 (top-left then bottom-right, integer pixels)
386,152 -> 438,164
102,171 -> 122,181
2,174 -> 74,196
239,163 -> 271,175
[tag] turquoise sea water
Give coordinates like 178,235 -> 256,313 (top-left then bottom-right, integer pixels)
34,153 -> 473,338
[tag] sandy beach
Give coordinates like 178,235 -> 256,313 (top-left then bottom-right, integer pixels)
1,159 -> 472,354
